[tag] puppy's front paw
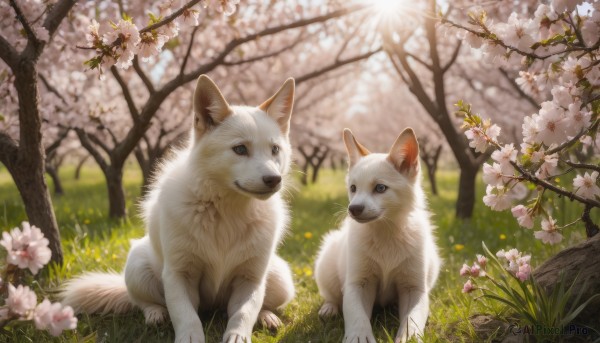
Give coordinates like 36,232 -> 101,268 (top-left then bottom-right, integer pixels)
175,327 -> 205,343
344,332 -> 376,343
258,309 -> 282,330
223,333 -> 251,343
318,302 -> 339,319
395,325 -> 419,343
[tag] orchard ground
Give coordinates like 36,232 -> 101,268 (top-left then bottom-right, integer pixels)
0,164 -> 592,342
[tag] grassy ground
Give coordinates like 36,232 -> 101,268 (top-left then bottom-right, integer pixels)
0,164 -> 593,342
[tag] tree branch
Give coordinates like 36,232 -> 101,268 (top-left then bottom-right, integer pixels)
442,40 -> 462,73
405,51 -> 433,71
43,0 -> 78,37
39,73 -> 68,105
498,68 -> 540,110
0,131 -> 19,168
179,25 -> 199,75
133,57 -> 155,94
9,0 -> 40,46
223,31 -> 304,66
111,66 -> 140,122
74,128 -> 109,171
45,128 -> 70,155
0,34 -> 19,70
564,160 -> 600,173
139,0 -> 203,34
295,48 -> 382,84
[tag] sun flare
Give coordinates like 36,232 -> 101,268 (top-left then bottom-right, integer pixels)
372,0 -> 405,14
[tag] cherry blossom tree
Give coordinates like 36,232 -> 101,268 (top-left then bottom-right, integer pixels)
376,0 -> 542,218
448,0 -> 599,241
0,0 -> 81,264
71,1 -> 379,218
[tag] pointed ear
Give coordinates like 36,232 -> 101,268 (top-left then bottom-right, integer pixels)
388,128 -> 420,178
193,75 -> 232,137
259,78 -> 295,135
343,128 -> 370,167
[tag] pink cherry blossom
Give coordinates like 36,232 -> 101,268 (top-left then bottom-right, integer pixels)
573,171 -> 600,200
34,299 -> 78,336
464,127 -> 488,153
516,263 -> 531,281
534,216 -> 563,244
470,264 -> 483,277
483,185 -> 512,211
6,283 -> 37,316
482,162 -> 505,186
511,205 -> 534,229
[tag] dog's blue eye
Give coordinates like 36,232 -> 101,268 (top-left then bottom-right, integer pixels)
375,184 -> 387,193
232,144 -> 248,156
272,145 -> 280,155
350,185 -> 356,193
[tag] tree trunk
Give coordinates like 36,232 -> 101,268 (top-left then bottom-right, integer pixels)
10,166 -> 63,264
74,155 -> 89,180
46,166 -> 64,196
300,160 -> 309,186
134,148 -> 151,195
105,168 -> 127,218
311,148 -> 329,184
455,164 -> 478,219
426,165 -> 438,196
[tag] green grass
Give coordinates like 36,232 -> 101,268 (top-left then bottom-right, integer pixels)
0,165 -> 594,342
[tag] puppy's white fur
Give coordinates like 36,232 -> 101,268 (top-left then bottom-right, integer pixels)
315,128 -> 440,343
61,75 -> 297,343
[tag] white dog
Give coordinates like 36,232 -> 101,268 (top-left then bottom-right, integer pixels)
314,128 -> 440,343
61,75 -> 297,343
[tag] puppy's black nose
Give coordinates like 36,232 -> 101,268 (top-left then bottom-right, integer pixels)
263,175 -> 282,188
348,204 -> 364,217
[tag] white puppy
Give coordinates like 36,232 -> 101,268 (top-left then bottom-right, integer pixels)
61,75 -> 297,343
315,128 -> 440,343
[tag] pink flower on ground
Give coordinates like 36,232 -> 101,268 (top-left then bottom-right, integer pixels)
476,254 -> 487,268
516,263 -> 531,281
462,279 -> 475,293
573,171 -> 600,200
6,283 -> 37,316
40,303 -> 77,336
470,264 -> 482,277
511,205 -> 534,229
534,216 -> 563,244
34,299 -> 78,336
459,263 -> 471,276
0,222 -> 52,275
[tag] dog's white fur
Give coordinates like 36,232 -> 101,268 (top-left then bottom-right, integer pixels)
61,75 -> 297,343
314,128 -> 440,343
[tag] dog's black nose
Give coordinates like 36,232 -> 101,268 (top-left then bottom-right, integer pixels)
263,175 -> 282,188
348,204 -> 364,217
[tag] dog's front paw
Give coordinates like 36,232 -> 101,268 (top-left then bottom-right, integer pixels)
258,309 -> 282,330
223,333 -> 251,343
318,302 -> 339,319
344,331 -> 376,343
175,327 -> 205,343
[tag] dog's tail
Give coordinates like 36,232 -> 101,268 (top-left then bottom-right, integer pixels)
60,272 -> 134,314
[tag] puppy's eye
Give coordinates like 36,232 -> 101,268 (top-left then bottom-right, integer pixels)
272,145 -> 280,155
374,184 -> 387,193
232,144 -> 248,156
350,185 -> 356,193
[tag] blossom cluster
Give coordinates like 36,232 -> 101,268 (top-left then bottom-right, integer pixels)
84,0 -> 240,71
460,248 -> 532,294
451,1 -> 600,244
0,223 -> 77,337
